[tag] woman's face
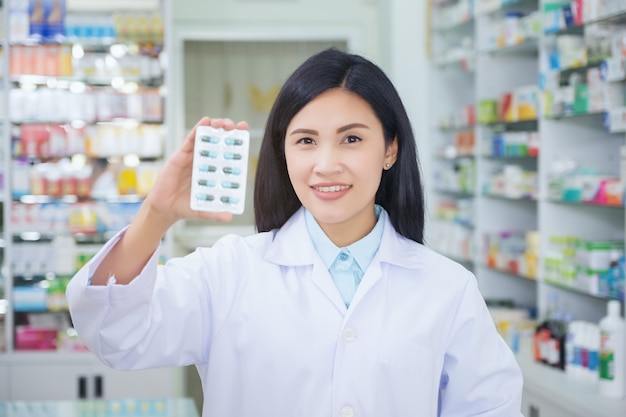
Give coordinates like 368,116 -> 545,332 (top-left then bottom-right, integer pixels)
284,88 -> 397,246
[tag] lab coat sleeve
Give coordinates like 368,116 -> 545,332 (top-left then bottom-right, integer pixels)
66,228 -> 240,371
439,269 -> 524,417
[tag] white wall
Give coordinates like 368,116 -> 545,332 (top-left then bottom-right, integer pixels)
382,0 -> 431,222
170,0 -> 381,60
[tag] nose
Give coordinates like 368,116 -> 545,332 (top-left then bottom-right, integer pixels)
313,144 -> 342,175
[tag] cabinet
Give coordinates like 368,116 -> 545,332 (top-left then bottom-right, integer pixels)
428,0 -> 626,414
8,358 -> 179,401
0,0 -> 182,401
0,364 -> 8,401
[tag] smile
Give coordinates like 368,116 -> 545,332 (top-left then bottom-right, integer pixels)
313,185 -> 351,192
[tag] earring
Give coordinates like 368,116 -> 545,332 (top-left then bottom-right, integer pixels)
385,163 -> 391,168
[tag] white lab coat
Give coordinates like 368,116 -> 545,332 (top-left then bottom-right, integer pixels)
66,207 -> 523,417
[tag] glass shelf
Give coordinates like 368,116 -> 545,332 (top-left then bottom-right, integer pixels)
433,17 -> 474,33
480,119 -> 538,131
549,10 -> 626,36
544,279 -> 621,301
480,38 -> 539,56
437,124 -> 475,133
433,188 -> 475,198
0,398 -> 199,417
483,264 -> 537,282
483,154 -> 538,161
483,193 -> 538,202
10,74 -> 164,88
546,198 -> 624,210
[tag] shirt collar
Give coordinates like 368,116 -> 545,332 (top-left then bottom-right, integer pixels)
304,205 -> 385,272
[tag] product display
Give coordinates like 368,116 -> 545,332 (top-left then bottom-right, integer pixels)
0,0 -> 179,402
429,0 -> 626,415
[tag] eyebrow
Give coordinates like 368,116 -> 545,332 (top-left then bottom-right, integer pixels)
289,123 -> 370,136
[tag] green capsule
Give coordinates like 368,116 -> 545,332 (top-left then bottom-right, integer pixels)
198,179 -> 216,187
220,196 -> 239,204
199,165 -> 217,172
225,138 -> 244,146
221,181 -> 240,189
200,136 -> 219,144
223,153 -> 242,160
222,167 -> 241,175
195,193 -> 214,201
200,150 -> 218,158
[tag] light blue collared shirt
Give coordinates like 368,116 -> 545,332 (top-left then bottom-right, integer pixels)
304,205 -> 385,308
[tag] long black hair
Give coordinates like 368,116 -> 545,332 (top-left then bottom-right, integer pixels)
253,48 -> 425,244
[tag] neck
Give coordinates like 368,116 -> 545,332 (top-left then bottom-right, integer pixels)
319,211 -> 377,247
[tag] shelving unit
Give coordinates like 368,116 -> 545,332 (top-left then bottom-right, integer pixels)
1,0 -> 10,359
0,0 -> 182,401
428,1 -> 626,415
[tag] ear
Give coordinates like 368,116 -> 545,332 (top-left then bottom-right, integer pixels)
384,137 -> 398,170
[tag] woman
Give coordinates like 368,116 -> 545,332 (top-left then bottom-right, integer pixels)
67,48 -> 523,416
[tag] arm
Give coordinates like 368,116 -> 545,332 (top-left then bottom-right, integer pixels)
91,117 -> 248,285
440,270 -> 524,417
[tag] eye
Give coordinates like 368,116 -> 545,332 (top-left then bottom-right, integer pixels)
344,135 -> 362,144
296,137 -> 315,145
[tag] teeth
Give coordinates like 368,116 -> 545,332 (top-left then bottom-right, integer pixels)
315,185 -> 350,192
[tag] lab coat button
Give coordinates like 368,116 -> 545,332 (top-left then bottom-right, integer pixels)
342,328 -> 357,342
341,406 -> 355,417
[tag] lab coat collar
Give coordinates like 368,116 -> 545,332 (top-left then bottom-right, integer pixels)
264,207 -> 426,271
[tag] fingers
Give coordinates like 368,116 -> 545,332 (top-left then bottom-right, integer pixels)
180,117 -> 212,152
181,117 -> 249,153
208,117 -> 248,131
195,211 -> 234,223
235,120 -> 250,130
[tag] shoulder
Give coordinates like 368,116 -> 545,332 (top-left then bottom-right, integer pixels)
380,221 -> 473,284
202,230 -> 277,258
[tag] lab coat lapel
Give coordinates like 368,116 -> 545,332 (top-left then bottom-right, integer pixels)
347,260 -> 383,311
348,212 -> 427,310
264,207 -> 347,314
311,258 -> 351,314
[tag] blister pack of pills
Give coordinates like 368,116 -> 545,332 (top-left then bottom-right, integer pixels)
190,126 -> 250,214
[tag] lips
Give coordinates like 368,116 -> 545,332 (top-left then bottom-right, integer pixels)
313,185 -> 351,192
310,184 -> 352,201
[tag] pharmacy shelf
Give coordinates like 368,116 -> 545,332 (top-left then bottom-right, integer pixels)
0,1 -> 182,402
429,1 -> 626,414
518,354 -> 626,417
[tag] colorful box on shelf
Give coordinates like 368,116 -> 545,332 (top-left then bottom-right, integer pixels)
15,326 -> 58,351
13,287 -> 48,312
600,57 -> 626,83
478,99 -> 498,124
9,0 -> 66,42
598,256 -> 625,301
484,230 -> 539,280
564,173 -> 622,206
487,131 -> 540,158
604,107 -> 626,133
29,0 -> 66,41
9,44 -> 73,77
542,2 -> 571,34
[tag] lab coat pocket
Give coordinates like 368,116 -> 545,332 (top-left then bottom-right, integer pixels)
377,342 -> 440,414
379,341 -> 436,375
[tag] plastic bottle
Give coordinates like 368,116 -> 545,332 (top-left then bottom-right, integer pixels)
599,300 -> 625,398
587,323 -> 600,384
